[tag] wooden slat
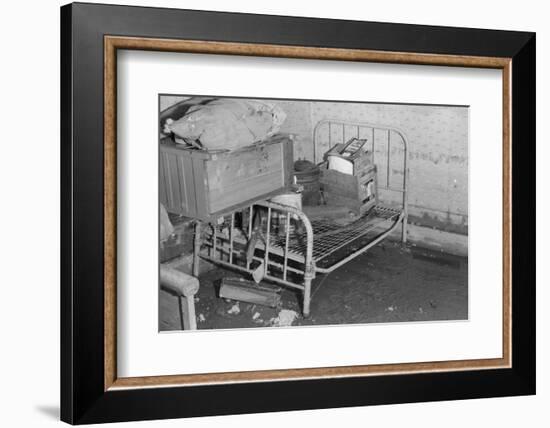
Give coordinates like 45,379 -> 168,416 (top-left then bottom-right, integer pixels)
160,152 -> 174,211
179,155 -> 198,217
159,153 -> 168,208
219,278 -> 281,308
192,159 -> 209,218
166,153 -> 182,212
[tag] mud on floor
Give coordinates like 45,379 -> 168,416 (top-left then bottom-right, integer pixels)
159,241 -> 468,331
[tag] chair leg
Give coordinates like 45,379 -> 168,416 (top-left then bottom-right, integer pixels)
179,295 -> 197,330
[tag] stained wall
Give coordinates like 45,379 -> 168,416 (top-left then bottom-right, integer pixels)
307,102 -> 469,235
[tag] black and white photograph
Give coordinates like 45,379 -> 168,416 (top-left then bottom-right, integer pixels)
0,0 -> 542,426
158,95 -> 469,331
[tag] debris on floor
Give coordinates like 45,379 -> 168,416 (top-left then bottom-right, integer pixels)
227,303 -> 240,315
159,241 -> 468,331
270,309 -> 298,327
252,262 -> 265,283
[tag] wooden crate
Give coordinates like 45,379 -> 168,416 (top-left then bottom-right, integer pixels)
324,139 -> 374,176
160,135 -> 294,221
320,163 -> 378,215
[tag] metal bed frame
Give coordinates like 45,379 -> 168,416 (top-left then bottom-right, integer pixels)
193,119 -> 409,317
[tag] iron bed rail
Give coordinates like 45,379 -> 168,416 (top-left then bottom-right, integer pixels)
197,200 -> 315,315
194,120 -> 409,317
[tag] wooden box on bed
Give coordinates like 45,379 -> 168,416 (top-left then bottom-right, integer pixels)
320,163 -> 378,216
160,134 -> 294,221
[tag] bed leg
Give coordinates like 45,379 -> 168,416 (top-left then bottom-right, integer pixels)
303,279 -> 311,318
303,267 -> 314,318
193,220 -> 201,277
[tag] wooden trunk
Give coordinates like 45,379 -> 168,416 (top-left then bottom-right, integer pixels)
160,135 -> 294,221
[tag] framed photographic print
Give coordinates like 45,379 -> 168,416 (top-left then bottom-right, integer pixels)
60,2 -> 536,424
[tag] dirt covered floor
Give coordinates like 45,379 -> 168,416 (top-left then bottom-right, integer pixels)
159,241 -> 468,331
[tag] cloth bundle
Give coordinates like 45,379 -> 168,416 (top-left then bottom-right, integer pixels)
164,98 -> 286,151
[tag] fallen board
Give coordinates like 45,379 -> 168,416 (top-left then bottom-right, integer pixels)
219,277 -> 281,308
